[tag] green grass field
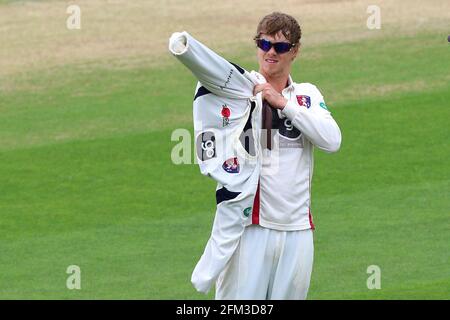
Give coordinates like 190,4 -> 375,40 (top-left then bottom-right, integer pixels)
0,1 -> 449,299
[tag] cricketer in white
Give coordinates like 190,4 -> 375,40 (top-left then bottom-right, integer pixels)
169,12 -> 341,300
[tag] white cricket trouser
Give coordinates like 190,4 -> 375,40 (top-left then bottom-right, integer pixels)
215,224 -> 314,300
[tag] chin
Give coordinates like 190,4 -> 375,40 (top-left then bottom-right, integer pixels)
263,66 -> 280,77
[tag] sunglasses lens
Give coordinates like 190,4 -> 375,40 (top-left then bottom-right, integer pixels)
257,39 -> 272,52
274,42 -> 292,53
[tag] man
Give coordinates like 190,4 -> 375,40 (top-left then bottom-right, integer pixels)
214,12 -> 342,299
169,11 -> 341,300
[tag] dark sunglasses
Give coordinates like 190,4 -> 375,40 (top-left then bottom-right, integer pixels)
256,38 -> 295,54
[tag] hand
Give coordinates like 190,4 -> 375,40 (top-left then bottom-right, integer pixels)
253,83 -> 288,110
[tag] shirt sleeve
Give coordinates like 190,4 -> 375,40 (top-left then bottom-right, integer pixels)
169,31 -> 255,99
281,84 -> 342,153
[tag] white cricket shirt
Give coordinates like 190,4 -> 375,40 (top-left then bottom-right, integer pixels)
251,77 -> 342,231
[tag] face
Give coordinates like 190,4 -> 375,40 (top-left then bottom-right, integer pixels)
256,32 -> 299,79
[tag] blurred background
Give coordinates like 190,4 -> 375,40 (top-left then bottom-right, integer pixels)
0,0 -> 449,299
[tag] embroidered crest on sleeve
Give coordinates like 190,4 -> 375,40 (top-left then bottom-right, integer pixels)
296,95 -> 311,108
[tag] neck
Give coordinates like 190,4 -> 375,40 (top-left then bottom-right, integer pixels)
260,71 -> 290,93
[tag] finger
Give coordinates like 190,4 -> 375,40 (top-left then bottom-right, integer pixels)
254,83 -> 270,95
253,84 -> 263,95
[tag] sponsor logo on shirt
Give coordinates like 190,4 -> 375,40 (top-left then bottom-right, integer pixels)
219,69 -> 234,90
243,207 -> 252,217
221,104 -> 231,127
196,131 -> 216,161
279,118 -> 302,140
272,109 -> 302,141
222,157 -> 240,173
319,102 -> 329,110
296,95 -> 311,108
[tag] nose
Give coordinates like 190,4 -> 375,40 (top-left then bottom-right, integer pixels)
266,45 -> 277,56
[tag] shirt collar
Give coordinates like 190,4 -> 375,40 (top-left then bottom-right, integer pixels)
251,71 -> 295,91
283,75 -> 295,93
